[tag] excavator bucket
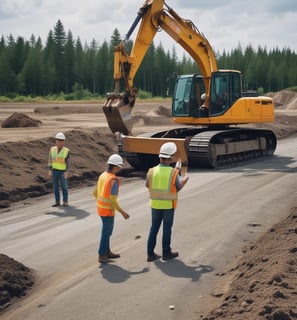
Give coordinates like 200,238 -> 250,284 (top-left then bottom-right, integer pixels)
103,94 -> 134,135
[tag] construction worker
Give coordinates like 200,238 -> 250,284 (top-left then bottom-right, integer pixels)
145,142 -> 189,262
48,132 -> 70,207
93,154 -> 130,264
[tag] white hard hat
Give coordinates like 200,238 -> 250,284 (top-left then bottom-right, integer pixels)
55,132 -> 65,140
159,142 -> 177,158
107,154 -> 123,168
201,93 -> 206,101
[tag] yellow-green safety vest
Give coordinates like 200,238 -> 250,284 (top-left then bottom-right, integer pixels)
147,165 -> 179,209
49,146 -> 69,170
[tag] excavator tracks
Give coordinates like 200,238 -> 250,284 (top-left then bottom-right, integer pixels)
188,128 -> 277,168
122,127 -> 277,170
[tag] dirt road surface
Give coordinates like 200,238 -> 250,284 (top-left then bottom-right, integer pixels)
1,93 -> 297,319
0,138 -> 296,320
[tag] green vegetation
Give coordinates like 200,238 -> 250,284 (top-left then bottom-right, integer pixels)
0,20 -> 296,100
287,86 -> 297,92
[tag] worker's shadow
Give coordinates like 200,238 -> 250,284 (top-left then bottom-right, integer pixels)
154,259 -> 213,282
99,263 -> 149,283
46,206 -> 89,220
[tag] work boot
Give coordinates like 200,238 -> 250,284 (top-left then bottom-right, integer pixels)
98,255 -> 112,264
63,201 -> 68,207
107,251 -> 120,259
162,252 -> 179,261
52,203 -> 60,207
147,253 -> 161,262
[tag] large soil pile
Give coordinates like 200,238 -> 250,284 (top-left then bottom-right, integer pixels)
0,91 -> 297,317
199,207 -> 297,320
0,129 -> 119,209
1,112 -> 41,128
0,254 -> 34,312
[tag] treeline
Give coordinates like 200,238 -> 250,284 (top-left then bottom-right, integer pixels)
0,19 -> 297,99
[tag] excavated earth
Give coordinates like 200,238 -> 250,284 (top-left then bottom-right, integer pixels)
1,91 -> 297,318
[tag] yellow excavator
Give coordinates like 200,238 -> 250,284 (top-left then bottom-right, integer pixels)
103,0 -> 276,169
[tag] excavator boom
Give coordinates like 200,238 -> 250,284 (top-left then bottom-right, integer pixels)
103,0 -> 217,135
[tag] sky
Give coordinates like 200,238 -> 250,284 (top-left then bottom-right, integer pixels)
1,0 -> 297,58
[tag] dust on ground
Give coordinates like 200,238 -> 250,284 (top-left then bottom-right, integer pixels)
0,92 -> 297,318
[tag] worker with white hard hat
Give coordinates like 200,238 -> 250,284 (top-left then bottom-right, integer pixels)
158,141 -> 177,158
48,132 -> 70,207
145,142 -> 189,262
55,132 -> 65,140
93,154 -> 130,264
106,154 -> 124,167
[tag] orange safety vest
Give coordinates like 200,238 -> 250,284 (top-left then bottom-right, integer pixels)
49,146 -> 69,170
95,172 -> 120,217
147,165 -> 179,209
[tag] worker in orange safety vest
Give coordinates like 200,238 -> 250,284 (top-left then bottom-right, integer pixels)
93,154 -> 130,264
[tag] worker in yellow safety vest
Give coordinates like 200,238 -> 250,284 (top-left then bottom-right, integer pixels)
93,154 -> 130,264
145,142 -> 189,262
48,132 -> 70,207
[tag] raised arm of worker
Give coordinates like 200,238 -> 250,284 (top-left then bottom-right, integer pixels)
175,158 -> 189,190
175,170 -> 189,191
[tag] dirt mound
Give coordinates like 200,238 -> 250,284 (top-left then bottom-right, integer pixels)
1,113 -> 42,128
201,207 -> 297,320
0,254 -> 34,313
153,105 -> 171,117
255,113 -> 297,140
267,90 -> 297,109
133,105 -> 172,126
0,129 -> 118,209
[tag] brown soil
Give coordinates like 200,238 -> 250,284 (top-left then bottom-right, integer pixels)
0,92 -> 297,318
0,254 -> 34,312
199,207 -> 297,320
1,112 -> 42,128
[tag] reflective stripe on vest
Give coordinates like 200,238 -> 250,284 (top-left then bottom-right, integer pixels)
148,165 -> 179,209
96,172 -> 119,216
50,146 -> 69,170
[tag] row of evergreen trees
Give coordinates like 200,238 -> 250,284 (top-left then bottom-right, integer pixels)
0,20 -> 296,99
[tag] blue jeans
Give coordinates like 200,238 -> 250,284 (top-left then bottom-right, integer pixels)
147,208 -> 174,256
99,216 -> 114,256
52,169 -> 68,204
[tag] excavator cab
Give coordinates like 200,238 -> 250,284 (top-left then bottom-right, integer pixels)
210,71 -> 242,116
172,74 -> 205,117
172,70 -> 242,118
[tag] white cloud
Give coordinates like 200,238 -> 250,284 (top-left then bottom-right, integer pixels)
0,0 -> 296,57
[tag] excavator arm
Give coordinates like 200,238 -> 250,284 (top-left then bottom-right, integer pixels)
103,0 -> 217,135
